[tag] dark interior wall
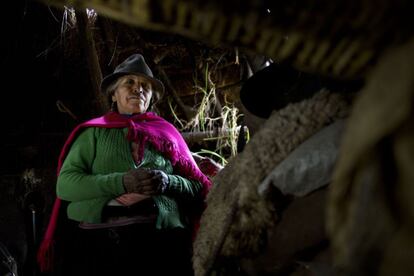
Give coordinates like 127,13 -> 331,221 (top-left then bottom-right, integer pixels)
1,1 -> 91,175
0,2 -> 89,274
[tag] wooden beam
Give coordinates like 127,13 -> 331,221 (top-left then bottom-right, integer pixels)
181,126 -> 247,144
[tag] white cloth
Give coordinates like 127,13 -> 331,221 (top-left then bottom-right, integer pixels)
258,119 -> 346,197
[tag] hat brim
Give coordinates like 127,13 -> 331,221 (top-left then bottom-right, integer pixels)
240,64 -> 290,118
101,72 -> 165,101
240,63 -> 324,118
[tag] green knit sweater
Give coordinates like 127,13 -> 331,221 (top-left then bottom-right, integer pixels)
56,127 -> 203,229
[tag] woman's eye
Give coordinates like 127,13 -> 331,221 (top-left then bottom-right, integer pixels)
142,83 -> 152,91
126,79 -> 135,85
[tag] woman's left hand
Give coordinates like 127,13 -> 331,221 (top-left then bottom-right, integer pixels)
115,193 -> 150,206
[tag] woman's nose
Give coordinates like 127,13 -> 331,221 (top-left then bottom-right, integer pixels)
133,85 -> 143,94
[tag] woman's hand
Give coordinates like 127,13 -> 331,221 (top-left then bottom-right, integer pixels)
122,168 -> 169,195
115,193 -> 149,206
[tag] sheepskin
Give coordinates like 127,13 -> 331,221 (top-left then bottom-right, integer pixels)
327,39 -> 414,276
193,89 -> 350,276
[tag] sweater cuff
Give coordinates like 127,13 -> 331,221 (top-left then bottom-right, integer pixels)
112,172 -> 126,195
166,174 -> 180,193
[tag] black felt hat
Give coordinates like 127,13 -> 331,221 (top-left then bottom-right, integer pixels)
240,63 -> 364,118
101,54 -> 165,96
240,63 -> 323,118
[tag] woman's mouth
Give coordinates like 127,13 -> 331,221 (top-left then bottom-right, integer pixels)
128,96 -> 144,101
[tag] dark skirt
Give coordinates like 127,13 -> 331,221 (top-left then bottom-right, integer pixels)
54,204 -> 194,276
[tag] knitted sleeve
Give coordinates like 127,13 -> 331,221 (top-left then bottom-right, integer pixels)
56,128 -> 125,201
166,174 -> 203,199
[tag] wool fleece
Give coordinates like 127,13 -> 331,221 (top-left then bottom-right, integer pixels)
194,89 -> 350,275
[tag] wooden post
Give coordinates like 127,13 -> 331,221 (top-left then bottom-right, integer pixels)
157,66 -> 196,121
75,9 -> 108,115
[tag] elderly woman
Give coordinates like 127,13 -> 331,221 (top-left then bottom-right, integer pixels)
37,54 -> 211,276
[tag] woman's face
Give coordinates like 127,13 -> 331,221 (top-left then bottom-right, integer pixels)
112,75 -> 153,114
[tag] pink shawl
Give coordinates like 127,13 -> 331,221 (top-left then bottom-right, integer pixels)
37,111 -> 211,272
